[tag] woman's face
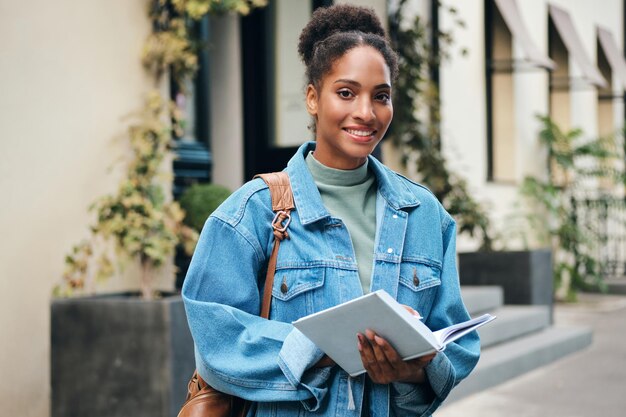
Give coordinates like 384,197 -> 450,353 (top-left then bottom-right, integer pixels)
306,45 -> 393,170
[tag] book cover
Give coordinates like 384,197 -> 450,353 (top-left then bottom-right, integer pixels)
293,289 -> 495,376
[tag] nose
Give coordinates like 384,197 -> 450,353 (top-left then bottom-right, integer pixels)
353,97 -> 375,123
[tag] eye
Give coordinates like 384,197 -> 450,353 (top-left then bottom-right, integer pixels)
337,89 -> 354,99
375,92 -> 391,103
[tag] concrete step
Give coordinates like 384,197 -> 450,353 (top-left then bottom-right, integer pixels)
584,277 -> 626,295
445,325 -> 593,403
479,305 -> 550,348
605,278 -> 626,295
462,286 -> 503,315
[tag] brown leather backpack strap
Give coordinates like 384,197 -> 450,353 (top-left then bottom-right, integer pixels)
255,172 -> 295,212
254,172 -> 294,319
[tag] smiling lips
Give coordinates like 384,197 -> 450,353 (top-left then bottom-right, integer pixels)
344,127 -> 376,140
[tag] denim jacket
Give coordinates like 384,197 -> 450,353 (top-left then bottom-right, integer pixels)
182,142 -> 480,417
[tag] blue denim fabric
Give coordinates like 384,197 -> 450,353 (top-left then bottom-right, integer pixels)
182,142 -> 480,417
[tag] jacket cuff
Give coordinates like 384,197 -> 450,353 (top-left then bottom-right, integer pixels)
425,351 -> 456,400
390,353 -> 456,416
278,328 -> 330,411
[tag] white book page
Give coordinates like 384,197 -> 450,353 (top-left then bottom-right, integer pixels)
432,313 -> 497,346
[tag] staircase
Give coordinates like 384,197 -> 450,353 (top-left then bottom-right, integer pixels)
444,286 -> 593,403
600,277 -> 626,295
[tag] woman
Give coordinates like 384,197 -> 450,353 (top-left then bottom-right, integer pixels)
182,4 -> 480,416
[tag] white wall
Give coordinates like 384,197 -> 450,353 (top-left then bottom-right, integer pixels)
209,14 -> 245,190
0,1 -> 153,415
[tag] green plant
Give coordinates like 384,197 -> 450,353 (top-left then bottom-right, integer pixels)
520,115 -> 625,301
58,93 -> 199,300
179,183 -> 232,231
57,0 -> 267,299
387,0 -> 492,250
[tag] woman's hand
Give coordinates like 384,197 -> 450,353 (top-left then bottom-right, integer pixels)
357,329 -> 436,385
357,330 -> 436,384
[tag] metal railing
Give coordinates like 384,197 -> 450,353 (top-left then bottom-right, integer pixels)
572,196 -> 626,278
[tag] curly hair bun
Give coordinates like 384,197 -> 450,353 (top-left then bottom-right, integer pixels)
298,4 -> 386,66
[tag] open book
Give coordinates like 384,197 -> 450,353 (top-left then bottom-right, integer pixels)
293,289 -> 496,377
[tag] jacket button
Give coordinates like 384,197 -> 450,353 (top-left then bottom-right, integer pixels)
413,268 -> 420,286
280,276 -> 288,294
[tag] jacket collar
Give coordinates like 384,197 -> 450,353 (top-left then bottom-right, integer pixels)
286,142 -> 421,225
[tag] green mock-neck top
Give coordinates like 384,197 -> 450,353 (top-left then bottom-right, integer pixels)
306,152 -> 377,294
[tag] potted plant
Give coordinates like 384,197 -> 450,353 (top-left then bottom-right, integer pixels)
514,116 -> 624,301
51,2 -> 266,417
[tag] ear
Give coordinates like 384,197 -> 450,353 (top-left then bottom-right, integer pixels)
305,84 -> 318,116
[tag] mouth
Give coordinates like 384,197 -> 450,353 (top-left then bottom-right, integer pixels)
343,127 -> 376,140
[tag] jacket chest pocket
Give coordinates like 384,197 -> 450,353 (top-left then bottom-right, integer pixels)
397,261 -> 441,317
271,267 -> 325,322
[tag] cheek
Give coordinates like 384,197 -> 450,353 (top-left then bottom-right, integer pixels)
379,105 -> 393,127
320,100 -> 349,124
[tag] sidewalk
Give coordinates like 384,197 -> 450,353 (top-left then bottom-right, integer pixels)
436,292 -> 626,417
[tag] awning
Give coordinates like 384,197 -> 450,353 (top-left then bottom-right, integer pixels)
597,26 -> 626,91
493,0 -> 556,70
549,4 -> 607,88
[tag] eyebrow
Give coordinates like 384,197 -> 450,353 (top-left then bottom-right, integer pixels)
333,79 -> 391,89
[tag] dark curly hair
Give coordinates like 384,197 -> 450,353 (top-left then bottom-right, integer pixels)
298,4 -> 398,88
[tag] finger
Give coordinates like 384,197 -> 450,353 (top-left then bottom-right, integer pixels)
421,352 -> 437,363
371,333 -> 404,371
402,305 -> 422,318
365,329 -> 389,366
407,352 -> 437,368
366,330 -> 407,383
363,330 -> 391,379
417,352 -> 437,365
366,330 -> 410,384
357,333 -> 379,371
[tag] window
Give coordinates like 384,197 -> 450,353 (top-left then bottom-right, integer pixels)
596,27 -> 626,135
596,34 -> 614,138
485,0 -> 516,182
548,10 -> 571,130
596,26 -> 626,191
548,5 -> 607,131
485,0 -> 554,182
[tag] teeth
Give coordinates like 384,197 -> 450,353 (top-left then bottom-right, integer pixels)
345,129 -> 374,137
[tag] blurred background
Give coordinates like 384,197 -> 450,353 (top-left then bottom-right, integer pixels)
1,0 -> 625,416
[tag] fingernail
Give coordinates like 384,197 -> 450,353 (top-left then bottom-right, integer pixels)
374,335 -> 384,346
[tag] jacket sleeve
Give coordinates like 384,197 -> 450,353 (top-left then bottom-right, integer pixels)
390,218 -> 481,416
182,214 -> 331,411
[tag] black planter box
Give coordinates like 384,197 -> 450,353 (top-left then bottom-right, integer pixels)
459,249 -> 553,314
51,294 -> 195,417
